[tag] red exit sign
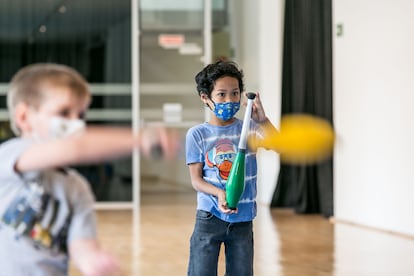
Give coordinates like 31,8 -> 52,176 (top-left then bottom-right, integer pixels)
158,34 -> 185,49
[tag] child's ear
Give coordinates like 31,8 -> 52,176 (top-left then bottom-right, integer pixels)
200,92 -> 211,105
14,102 -> 32,133
200,93 -> 213,109
200,92 -> 207,102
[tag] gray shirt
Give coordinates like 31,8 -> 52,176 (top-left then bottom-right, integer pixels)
0,138 -> 97,275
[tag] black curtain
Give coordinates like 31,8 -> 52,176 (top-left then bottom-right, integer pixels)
271,0 -> 333,217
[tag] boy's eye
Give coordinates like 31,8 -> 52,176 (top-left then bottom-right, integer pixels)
217,92 -> 225,97
232,91 -> 240,96
59,109 -> 70,118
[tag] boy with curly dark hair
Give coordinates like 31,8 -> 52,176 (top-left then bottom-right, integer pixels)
186,60 -> 278,276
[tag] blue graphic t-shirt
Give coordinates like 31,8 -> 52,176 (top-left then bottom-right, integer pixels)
186,118 -> 262,223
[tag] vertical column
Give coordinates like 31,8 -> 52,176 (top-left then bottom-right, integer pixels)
203,0 -> 212,122
132,0 -> 140,217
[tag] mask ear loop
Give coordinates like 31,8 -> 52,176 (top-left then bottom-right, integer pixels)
201,92 -> 215,111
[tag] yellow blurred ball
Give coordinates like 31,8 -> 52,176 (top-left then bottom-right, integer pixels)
250,114 -> 335,164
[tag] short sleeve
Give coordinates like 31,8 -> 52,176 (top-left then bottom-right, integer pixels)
0,138 -> 36,181
186,126 -> 204,165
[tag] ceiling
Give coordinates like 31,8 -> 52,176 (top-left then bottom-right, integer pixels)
0,0 -> 228,44
0,0 -> 130,42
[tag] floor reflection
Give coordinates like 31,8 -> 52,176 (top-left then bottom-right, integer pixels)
69,181 -> 414,275
273,209 -> 334,276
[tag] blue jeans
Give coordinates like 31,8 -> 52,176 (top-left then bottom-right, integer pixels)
188,210 -> 253,276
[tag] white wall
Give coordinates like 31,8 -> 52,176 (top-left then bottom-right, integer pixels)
257,1 -> 284,205
333,0 -> 414,235
235,0 -> 284,205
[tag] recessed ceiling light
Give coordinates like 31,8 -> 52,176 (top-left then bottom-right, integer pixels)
58,5 -> 67,14
39,25 -> 47,33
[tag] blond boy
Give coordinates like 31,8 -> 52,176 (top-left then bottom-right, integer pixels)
0,63 -> 179,275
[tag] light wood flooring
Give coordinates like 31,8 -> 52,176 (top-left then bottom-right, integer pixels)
70,181 -> 414,276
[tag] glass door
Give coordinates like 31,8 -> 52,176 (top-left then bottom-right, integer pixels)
137,0 -> 231,199
138,0 -> 208,197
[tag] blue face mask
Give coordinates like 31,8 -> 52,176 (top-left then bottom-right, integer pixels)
212,101 -> 240,121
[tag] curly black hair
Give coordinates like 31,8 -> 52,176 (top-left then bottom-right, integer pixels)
195,60 -> 244,97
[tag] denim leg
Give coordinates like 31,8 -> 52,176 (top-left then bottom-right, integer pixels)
188,210 -> 227,276
224,221 -> 254,276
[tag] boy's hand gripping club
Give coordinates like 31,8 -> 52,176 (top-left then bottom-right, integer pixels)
225,92 -> 256,210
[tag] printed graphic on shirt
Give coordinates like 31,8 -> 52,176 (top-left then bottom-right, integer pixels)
1,180 -> 70,254
205,139 -> 237,180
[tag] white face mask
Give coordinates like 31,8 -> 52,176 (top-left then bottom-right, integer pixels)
49,117 -> 86,139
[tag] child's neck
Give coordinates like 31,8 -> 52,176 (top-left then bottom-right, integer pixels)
208,116 -> 236,126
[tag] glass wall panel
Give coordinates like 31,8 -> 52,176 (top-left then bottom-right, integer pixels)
138,0 -> 232,191
0,0 -> 133,202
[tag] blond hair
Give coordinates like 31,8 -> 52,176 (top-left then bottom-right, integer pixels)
7,63 -> 90,135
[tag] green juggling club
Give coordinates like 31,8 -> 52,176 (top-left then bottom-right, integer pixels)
226,92 -> 256,209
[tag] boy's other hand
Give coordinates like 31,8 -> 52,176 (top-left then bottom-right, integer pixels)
249,92 -> 267,123
217,190 -> 238,214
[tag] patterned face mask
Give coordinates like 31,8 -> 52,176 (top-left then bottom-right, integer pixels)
211,101 -> 240,121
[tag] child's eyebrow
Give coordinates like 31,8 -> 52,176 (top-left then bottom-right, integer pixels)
216,88 -> 238,92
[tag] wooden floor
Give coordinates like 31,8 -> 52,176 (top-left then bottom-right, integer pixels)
70,181 -> 414,275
